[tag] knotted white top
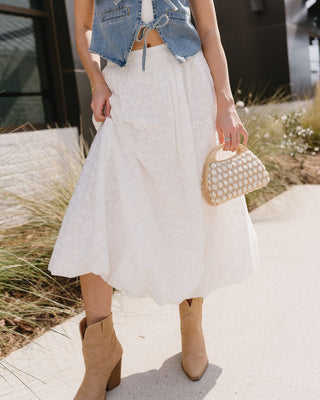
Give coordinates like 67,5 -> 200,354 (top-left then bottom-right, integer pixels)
141,0 -> 154,23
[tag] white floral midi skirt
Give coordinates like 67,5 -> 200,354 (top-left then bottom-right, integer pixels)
48,43 -> 260,306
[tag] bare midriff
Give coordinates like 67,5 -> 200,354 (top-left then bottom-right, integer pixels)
131,27 -> 165,50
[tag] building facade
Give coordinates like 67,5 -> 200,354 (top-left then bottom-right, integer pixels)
1,1 -> 319,143
213,0 -> 320,99
0,0 -> 94,144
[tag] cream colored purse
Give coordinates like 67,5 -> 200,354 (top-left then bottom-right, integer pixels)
201,143 -> 270,206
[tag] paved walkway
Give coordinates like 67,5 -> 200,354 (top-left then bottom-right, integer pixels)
1,184 -> 319,400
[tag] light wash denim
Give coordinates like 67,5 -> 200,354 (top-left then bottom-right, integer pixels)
89,0 -> 202,71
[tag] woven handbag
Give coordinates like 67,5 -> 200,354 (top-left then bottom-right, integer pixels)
201,143 -> 270,206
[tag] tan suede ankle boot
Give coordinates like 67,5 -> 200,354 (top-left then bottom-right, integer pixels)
73,312 -> 123,400
179,297 -> 209,380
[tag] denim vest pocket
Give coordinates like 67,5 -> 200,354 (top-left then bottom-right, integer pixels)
100,6 -> 130,23
166,9 -> 190,24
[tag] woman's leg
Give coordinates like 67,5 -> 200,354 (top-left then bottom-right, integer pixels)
80,273 -> 113,326
74,274 -> 123,398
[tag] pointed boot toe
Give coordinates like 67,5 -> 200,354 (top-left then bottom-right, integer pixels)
181,352 -> 209,381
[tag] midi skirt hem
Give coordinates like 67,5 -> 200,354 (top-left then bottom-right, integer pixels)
48,265 -> 259,307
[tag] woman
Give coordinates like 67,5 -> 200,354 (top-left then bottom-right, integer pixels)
48,0 -> 260,398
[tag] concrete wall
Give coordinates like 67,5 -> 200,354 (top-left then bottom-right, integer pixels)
0,127 -> 81,229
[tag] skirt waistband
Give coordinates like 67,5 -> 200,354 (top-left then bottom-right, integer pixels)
106,43 -> 175,71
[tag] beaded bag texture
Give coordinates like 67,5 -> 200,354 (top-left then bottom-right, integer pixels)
201,143 -> 270,206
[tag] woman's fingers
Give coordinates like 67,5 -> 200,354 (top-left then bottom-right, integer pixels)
105,96 -> 112,119
240,125 -> 249,146
91,84 -> 113,122
223,131 -> 232,151
223,127 -> 236,151
230,126 -> 240,152
223,124 -> 249,152
91,96 -> 112,121
217,104 -> 249,151
217,128 -> 225,145
94,101 -> 107,122
91,97 -> 105,122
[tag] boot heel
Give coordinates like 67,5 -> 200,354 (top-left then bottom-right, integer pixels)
106,357 -> 122,391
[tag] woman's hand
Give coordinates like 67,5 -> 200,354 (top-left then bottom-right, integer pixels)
216,104 -> 249,152
91,82 -> 113,122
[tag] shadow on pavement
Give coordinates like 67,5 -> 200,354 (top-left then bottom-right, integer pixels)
105,353 -> 222,400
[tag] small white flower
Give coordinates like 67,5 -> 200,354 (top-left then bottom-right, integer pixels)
236,100 -> 245,108
244,107 -> 250,114
314,147 -> 319,152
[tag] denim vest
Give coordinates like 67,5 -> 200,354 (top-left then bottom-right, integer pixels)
89,0 -> 202,71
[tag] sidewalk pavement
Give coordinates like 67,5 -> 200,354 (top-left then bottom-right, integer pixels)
1,184 -> 319,400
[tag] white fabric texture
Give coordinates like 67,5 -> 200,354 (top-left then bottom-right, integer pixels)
48,44 -> 260,306
141,0 -> 154,23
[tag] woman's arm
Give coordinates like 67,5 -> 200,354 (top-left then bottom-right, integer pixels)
189,0 -> 248,151
74,0 -> 112,122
